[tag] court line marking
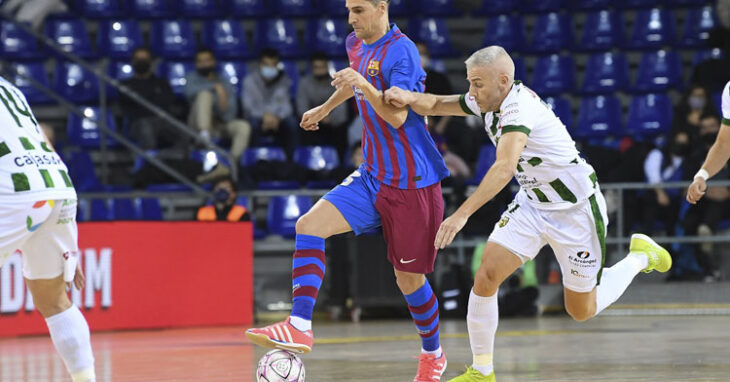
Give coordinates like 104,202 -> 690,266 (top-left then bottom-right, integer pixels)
315,329 -> 581,345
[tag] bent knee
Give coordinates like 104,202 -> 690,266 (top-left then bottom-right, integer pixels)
473,268 -> 501,297
34,297 -> 72,318
565,305 -> 595,322
296,212 -> 326,237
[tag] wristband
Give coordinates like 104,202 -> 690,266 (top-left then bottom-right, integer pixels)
694,168 -> 709,181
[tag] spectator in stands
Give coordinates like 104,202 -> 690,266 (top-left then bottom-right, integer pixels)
690,30 -> 730,93
640,131 -> 689,236
243,48 -> 299,158
186,48 -> 251,164
1,0 -> 66,30
682,113 -> 729,280
671,84 -> 717,141
120,47 -> 183,152
196,176 -> 251,222
297,52 -> 350,158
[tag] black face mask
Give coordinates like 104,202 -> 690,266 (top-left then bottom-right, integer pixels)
670,143 -> 690,157
214,188 -> 231,204
197,66 -> 215,77
701,133 -> 718,146
132,60 -> 151,75
314,73 -> 329,81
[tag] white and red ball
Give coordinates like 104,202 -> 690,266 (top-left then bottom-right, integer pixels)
256,349 -> 305,382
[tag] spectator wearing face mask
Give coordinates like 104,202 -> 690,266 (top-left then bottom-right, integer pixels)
119,47 -> 183,151
672,85 -> 718,141
196,176 -> 251,222
186,48 -> 251,165
243,48 -> 300,158
640,131 -> 690,237
296,52 -> 350,158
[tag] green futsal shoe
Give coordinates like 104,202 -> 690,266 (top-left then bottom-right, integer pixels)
448,366 -> 496,382
629,233 -> 672,273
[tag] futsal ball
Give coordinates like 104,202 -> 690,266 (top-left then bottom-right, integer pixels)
256,349 -> 306,382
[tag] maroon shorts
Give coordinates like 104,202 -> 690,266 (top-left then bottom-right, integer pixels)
375,181 -> 444,274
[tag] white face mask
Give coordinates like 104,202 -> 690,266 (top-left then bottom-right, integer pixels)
421,56 -> 430,69
261,66 -> 279,80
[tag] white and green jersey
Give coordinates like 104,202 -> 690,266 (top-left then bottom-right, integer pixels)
459,81 -> 598,211
722,80 -> 729,125
0,76 -> 76,202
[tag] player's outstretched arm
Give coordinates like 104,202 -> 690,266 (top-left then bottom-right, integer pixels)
331,68 -> 408,128
434,131 -> 528,249
687,124 -> 730,204
301,86 -> 354,131
384,87 -> 469,117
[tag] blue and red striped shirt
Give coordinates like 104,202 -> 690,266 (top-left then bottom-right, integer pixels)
346,24 -> 449,189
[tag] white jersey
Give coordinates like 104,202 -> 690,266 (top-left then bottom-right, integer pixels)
460,81 -> 598,211
0,76 -> 76,203
722,80 -> 730,125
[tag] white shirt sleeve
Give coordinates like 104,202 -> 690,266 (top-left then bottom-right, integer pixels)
458,93 -> 481,116
499,96 -> 535,136
722,81 -> 730,123
644,149 -> 663,185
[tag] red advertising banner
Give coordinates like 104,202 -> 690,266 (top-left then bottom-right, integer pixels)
0,222 -> 253,337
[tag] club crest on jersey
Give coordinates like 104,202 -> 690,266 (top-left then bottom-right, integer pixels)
498,216 -> 510,228
367,60 -> 380,76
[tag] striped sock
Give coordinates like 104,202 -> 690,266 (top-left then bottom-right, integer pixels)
404,280 -> 441,353
290,234 -> 326,328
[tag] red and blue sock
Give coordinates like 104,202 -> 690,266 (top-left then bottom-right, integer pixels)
291,234 -> 326,325
404,280 -> 441,354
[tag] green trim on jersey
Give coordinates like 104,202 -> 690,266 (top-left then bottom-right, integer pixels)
508,203 -> 520,213
532,188 -> 550,203
59,170 -> 73,187
549,179 -> 578,203
19,137 -> 35,150
40,142 -> 54,152
0,142 -> 9,158
501,125 -> 531,136
723,118 -> 730,125
39,169 -> 54,188
459,94 -> 477,116
11,173 -> 30,192
527,157 -> 543,167
589,172 -> 598,189
589,194 -> 606,285
0,84 -> 37,127
516,163 -> 524,173
489,117 -> 499,137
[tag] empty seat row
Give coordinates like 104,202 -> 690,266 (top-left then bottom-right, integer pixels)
77,197 -> 163,221
475,0 -> 713,14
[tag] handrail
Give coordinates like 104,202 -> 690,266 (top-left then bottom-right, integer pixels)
1,16 -> 238,181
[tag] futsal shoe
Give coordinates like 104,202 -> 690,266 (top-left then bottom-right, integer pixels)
629,233 -> 672,273
245,317 -> 313,354
414,350 -> 447,381
447,367 -> 495,382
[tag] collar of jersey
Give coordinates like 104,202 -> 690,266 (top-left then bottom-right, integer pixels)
363,23 -> 399,48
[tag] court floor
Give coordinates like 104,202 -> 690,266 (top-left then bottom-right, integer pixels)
0,315 -> 728,381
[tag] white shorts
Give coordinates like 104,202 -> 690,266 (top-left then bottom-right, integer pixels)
0,199 -> 79,280
488,190 -> 609,293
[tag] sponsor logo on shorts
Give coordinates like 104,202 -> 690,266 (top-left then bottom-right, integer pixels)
569,251 -> 597,268
498,216 -> 510,228
400,258 -> 416,264
570,269 -> 589,279
576,251 -> 590,259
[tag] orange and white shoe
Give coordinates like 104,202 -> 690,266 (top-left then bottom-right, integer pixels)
245,317 -> 313,354
414,350 -> 447,382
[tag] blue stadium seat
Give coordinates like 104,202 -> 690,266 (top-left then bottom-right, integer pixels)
615,0 -> 660,8
181,0 -> 221,18
319,0 -> 347,16
112,198 -> 141,220
256,19 -> 301,58
419,0 -> 461,16
513,57 -> 527,82
275,0 -> 316,17
106,61 -> 134,99
576,95 -> 623,139
626,93 -> 673,138
150,20 -> 196,59
45,19 -> 94,58
267,195 -> 313,238
666,0 -> 712,6
9,62 -> 52,104
483,15 -> 525,53
627,8 -> 675,50
531,55 -> 575,96
680,6 -> 717,47
65,151 -> 101,191
410,18 -> 457,57
633,50 -> 682,93
53,62 -> 99,103
473,0 -> 516,15
0,21 -> 43,59
219,61 -> 247,97
75,0 -> 127,18
544,97 -> 573,131
581,52 -> 629,94
67,107 -> 118,148
528,12 -> 573,53
130,0 -> 173,18
388,0 -> 410,17
294,146 -> 340,171
282,61 -> 300,96
574,0 -> 611,10
308,18 -> 347,58
97,20 -> 142,60
140,198 -> 164,220
90,199 -> 113,221
469,145 -> 496,185
229,0 -> 269,17
202,19 -> 253,59
579,10 -> 624,51
693,48 -> 724,66
242,146 -> 288,166
158,61 -> 194,96
522,0 -> 565,13
190,149 -> 231,170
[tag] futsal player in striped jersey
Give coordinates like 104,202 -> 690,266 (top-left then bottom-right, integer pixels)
246,1 -> 450,380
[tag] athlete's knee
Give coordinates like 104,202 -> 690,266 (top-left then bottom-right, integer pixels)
473,266 -> 502,297
394,270 -> 424,295
565,302 -> 595,322
295,211 -> 327,237
32,290 -> 72,318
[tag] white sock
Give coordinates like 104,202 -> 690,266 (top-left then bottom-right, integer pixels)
45,306 -> 95,382
595,252 -> 648,315
422,346 -> 443,358
467,288 -> 498,376
289,315 -> 311,332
